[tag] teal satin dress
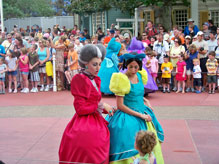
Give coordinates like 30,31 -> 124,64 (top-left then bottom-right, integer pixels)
105,73 -> 164,162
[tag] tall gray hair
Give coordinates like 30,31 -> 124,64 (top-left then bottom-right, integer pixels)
79,44 -> 106,68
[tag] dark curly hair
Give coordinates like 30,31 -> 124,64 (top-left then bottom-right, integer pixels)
135,131 -> 157,155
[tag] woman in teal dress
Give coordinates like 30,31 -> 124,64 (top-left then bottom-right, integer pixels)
98,38 -> 121,94
106,52 -> 164,164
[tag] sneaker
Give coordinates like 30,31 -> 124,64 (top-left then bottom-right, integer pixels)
195,90 -> 201,94
201,87 -> 205,92
186,88 -> 190,92
30,88 -> 35,93
9,89 -> 12,93
13,89 -> 17,93
2,90 -> 5,94
40,85 -> 44,92
0,90 -> 2,94
208,90 -> 212,94
44,85 -> 49,92
212,90 -> 215,94
23,88 -> 29,93
20,88 -> 25,93
172,87 -> 177,91
162,89 -> 166,93
191,88 -> 195,92
34,87 -> 39,93
167,89 -> 170,93
49,84 -> 53,89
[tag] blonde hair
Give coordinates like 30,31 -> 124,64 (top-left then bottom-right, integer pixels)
21,47 -> 28,54
193,58 -> 200,65
189,44 -> 197,53
135,131 -> 157,155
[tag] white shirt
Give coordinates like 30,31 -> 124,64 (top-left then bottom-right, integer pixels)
153,40 -> 170,64
192,40 -> 208,58
193,65 -> 202,78
5,56 -> 17,70
207,39 -> 217,53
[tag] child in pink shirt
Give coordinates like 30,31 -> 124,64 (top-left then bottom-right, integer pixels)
146,51 -> 159,82
19,47 -> 29,93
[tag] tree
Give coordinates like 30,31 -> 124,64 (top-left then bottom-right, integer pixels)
66,0 -> 111,14
3,0 -> 55,19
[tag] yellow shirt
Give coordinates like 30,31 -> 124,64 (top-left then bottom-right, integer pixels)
161,62 -> 173,78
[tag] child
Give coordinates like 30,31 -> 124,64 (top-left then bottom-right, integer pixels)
146,51 -> 159,82
19,47 -> 29,93
5,50 -> 18,93
217,60 -> 219,90
161,55 -> 173,93
29,44 -> 40,93
133,131 -> 157,164
206,51 -> 218,94
65,43 -> 79,84
0,58 -> 7,94
175,54 -> 187,93
193,58 -> 202,93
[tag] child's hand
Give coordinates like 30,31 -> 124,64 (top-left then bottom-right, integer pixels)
182,74 -> 185,78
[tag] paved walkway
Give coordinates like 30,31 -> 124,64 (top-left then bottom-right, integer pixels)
0,91 -> 219,164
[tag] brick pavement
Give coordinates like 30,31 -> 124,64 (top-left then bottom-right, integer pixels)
0,91 -> 219,164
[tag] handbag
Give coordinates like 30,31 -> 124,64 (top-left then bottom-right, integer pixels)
46,61 -> 53,77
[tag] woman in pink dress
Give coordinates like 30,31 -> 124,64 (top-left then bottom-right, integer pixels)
59,44 -> 113,164
175,54 -> 187,93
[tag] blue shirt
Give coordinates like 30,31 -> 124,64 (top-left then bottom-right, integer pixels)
0,45 -> 6,58
185,51 -> 199,70
184,25 -> 199,36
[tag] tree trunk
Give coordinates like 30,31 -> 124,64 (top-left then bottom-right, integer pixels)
154,5 -> 172,31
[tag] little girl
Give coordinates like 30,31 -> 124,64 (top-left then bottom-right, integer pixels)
133,131 -> 157,164
19,47 -> 29,93
0,58 -> 7,94
146,51 -> 158,82
5,50 -> 18,93
175,54 -> 187,93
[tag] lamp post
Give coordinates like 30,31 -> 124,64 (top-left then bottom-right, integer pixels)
0,0 -> 3,31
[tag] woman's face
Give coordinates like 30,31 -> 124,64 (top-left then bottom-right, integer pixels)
174,39 -> 179,46
85,57 -> 102,76
127,61 -> 139,76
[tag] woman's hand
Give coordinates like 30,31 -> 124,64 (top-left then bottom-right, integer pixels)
140,114 -> 152,122
103,103 -> 114,116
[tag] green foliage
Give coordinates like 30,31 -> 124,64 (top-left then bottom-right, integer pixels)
67,0 -> 112,14
3,0 -> 54,19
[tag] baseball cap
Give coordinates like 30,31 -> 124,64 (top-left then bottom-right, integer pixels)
124,33 -> 130,38
197,31 -> 204,36
187,18 -> 194,22
185,35 -> 191,39
109,29 -> 115,34
43,33 -> 50,39
203,22 -> 209,26
163,33 -> 169,41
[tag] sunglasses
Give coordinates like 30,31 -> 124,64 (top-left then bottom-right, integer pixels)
8,38 -> 12,39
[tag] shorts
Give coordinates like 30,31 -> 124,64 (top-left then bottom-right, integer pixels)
39,66 -> 46,74
200,58 -> 208,73
151,73 -> 157,78
69,69 -> 78,78
186,69 -> 192,76
20,71 -> 29,75
30,71 -> 40,82
8,71 -> 17,76
193,78 -> 202,87
0,77 -> 5,81
162,78 -> 171,84
207,75 -> 217,83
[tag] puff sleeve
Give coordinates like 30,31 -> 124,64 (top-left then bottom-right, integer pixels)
109,73 -> 130,96
71,74 -> 98,116
138,69 -> 148,85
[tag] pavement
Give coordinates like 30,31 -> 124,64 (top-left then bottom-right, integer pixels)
0,91 -> 219,164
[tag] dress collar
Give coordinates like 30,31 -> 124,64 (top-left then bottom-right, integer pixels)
81,69 -> 96,80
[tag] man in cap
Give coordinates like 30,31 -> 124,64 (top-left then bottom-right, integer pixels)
103,29 -> 115,45
123,33 -> 131,49
202,22 -> 210,40
192,31 -> 208,91
184,18 -> 199,36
